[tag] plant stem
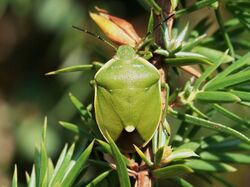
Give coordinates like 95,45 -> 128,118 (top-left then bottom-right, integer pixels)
136,0 -> 175,186
214,6 -> 235,59
153,0 -> 174,111
134,148 -> 152,187
135,170 -> 152,187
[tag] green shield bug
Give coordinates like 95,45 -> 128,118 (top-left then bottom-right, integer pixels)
68,12 -> 174,151
94,45 -> 162,151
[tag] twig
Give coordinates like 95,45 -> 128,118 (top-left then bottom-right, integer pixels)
135,148 -> 152,187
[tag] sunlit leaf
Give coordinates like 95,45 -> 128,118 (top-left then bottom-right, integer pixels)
205,70 -> 250,90
154,49 -> 169,57
175,142 -> 200,152
153,164 -> 193,179
170,109 -> 250,144
96,139 -> 130,166
155,146 -> 165,166
230,90 -> 250,102
213,104 -> 250,128
12,165 -> 18,187
226,1 -> 250,30
201,137 -> 250,151
47,159 -> 54,184
196,91 -> 240,103
86,170 -> 113,187
170,177 -> 193,187
147,0 -> 161,14
35,142 -> 48,187
166,149 -> 199,163
59,121 -> 80,134
25,172 -> 30,185
192,47 -> 233,64
194,50 -> 228,90
45,64 -> 94,75
59,121 -> 94,138
69,93 -> 92,119
182,34 -> 206,51
200,151 -> 250,164
164,56 -> 212,66
170,0 -> 179,10
185,159 -> 236,172
205,52 -> 250,88
147,9 -> 154,34
134,145 -> 153,166
106,133 -> 131,187
61,141 -> 94,186
28,166 -> 36,187
49,144 -> 75,186
209,174 -> 234,187
176,0 -> 217,17
175,23 -> 189,48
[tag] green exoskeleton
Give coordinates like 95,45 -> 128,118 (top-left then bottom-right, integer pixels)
56,10 -> 175,151
94,45 -> 162,151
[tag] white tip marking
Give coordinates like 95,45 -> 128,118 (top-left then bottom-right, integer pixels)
125,125 -> 135,132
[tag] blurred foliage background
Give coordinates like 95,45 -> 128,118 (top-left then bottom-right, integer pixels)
0,0 -> 249,186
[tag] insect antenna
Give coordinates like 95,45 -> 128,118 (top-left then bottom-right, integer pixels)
72,25 -> 117,51
144,13 -> 175,39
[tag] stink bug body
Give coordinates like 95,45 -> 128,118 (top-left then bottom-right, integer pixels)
94,45 -> 162,151
68,10 -> 174,151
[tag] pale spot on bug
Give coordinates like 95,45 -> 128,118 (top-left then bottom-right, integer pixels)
111,65 -> 123,69
125,125 -> 135,132
132,64 -> 144,68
